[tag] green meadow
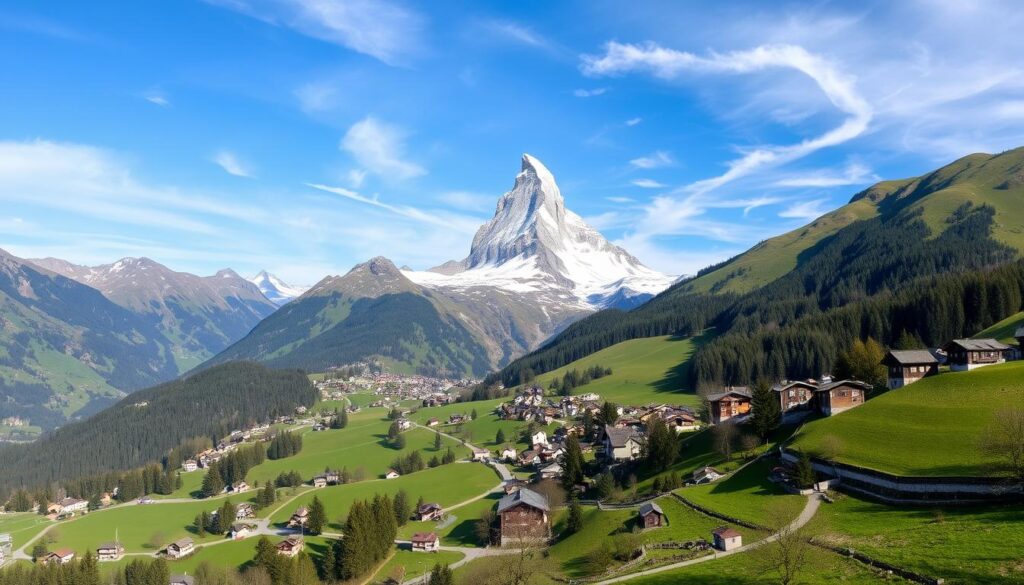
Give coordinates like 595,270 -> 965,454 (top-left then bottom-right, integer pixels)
0,512 -> 53,549
269,463 -> 500,530
792,360 -> 1024,476
374,549 -> 465,583
974,310 -> 1024,343
676,459 -> 805,528
397,492 -> 503,547
531,334 -> 710,408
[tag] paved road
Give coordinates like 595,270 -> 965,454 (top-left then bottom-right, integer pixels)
590,493 -> 822,585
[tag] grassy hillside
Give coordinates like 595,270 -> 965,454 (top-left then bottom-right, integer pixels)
531,333 -> 710,407
974,310 -> 1024,343
792,360 -> 1024,476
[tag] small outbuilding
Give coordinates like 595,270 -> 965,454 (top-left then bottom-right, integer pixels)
411,532 -> 440,552
638,502 -> 666,529
712,527 -> 742,551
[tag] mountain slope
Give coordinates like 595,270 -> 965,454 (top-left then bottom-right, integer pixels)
494,148 -> 1024,390
31,257 -> 277,370
249,270 -> 307,306
405,154 -> 675,309
205,257 -> 494,377
0,250 -> 180,430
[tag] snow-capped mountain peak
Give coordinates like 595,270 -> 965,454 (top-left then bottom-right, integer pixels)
249,271 -> 308,306
406,154 -> 675,309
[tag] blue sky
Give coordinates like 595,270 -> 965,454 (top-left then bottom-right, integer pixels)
2,0 -> 1024,285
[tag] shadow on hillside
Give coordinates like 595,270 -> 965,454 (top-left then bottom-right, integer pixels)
651,330 -> 716,395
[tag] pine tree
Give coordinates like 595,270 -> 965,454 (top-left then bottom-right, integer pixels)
795,452 -> 816,489
291,551 -> 320,585
643,418 -> 679,471
393,489 -> 410,526
434,431 -> 442,451
307,496 -> 326,535
750,379 -> 781,442
566,497 -> 583,535
193,513 -> 207,537
562,434 -> 585,491
495,428 -> 506,444
201,465 -> 224,498
320,540 -> 337,581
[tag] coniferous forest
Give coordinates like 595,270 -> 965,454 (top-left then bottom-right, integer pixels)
494,202 -> 1024,390
0,362 -> 316,496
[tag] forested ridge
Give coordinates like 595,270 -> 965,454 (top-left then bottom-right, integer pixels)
493,195 -> 1024,392
0,361 -> 316,493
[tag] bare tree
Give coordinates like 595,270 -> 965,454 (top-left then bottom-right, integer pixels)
494,524 -> 548,585
712,421 -> 738,461
756,504 -> 812,585
980,406 -> 1024,483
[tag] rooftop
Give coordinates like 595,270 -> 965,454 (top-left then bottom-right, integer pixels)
639,502 -> 664,517
498,487 -> 550,513
885,349 -> 939,365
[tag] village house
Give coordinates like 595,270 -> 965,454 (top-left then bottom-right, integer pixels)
276,537 -> 303,557
692,466 -> 723,484
518,449 -> 541,467
182,460 -> 198,472
288,507 -> 309,528
497,488 -> 551,546
772,380 -> 818,416
41,550 -> 76,565
96,542 -> 124,561
56,497 -> 88,517
312,475 -> 328,488
170,576 -> 195,585
232,481 -> 249,493
882,350 -> 940,389
230,523 -> 255,540
324,470 -> 341,484
943,339 -> 1010,371
602,425 -> 642,461
503,479 -> 528,495
706,388 -> 752,424
411,532 -> 440,552
385,469 -> 401,480
530,430 -> 549,448
712,527 -> 743,551
638,502 -> 666,529
471,446 -> 490,461
166,538 -> 194,559
397,418 -> 412,431
417,503 -> 444,522
235,503 -> 255,520
427,418 -> 439,427
659,407 -> 700,433
498,445 -> 518,462
815,379 -> 871,416
538,461 -> 563,480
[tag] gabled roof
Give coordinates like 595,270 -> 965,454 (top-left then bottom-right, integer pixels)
712,526 -> 742,538
883,349 -> 939,365
945,338 -> 1010,351
498,488 -> 550,513
706,387 -> 751,402
816,379 -> 872,393
603,425 -> 640,448
411,532 -> 438,543
771,380 -> 817,392
638,502 -> 664,517
170,537 -> 193,549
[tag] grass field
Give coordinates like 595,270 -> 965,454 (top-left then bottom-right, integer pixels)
0,512 -> 53,548
269,463 -> 499,530
809,491 -> 1024,585
245,411 -> 470,485
397,492 -> 502,547
151,469 -> 206,500
531,334 -> 711,408
374,549 -> 465,583
792,360 -> 1024,476
676,459 -> 805,528
406,398 -> 560,451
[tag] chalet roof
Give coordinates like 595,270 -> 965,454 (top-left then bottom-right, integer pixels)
712,526 -> 742,539
816,379 -> 872,393
694,466 -> 722,477
170,538 -> 193,549
706,387 -> 751,402
945,338 -> 1010,351
639,502 -> 664,517
498,488 -> 550,514
771,380 -> 817,392
97,542 -> 123,551
411,532 -> 439,543
603,425 -> 640,448
51,549 -> 75,558
884,350 -> 939,365
418,502 -> 442,512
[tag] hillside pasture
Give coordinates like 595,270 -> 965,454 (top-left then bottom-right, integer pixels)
792,361 -> 1024,476
0,512 -> 53,549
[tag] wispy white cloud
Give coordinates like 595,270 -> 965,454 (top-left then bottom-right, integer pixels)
437,191 -> 494,213
773,162 -> 877,188
481,20 -> 550,49
294,81 -> 338,113
625,117 -> 643,126
574,87 -> 608,98
630,150 -> 673,169
607,196 -> 635,203
340,116 -> 426,180
307,183 -> 480,233
212,150 -> 254,178
144,93 -> 171,107
206,0 -> 424,65
779,199 -> 829,221
631,178 -> 666,189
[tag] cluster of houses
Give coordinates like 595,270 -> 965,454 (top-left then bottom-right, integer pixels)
885,335 -> 1023,387
314,368 -> 471,407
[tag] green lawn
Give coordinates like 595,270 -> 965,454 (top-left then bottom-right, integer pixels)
808,491 -> 1024,585
151,469 -> 206,500
397,492 -> 502,547
407,398 -> 560,451
375,549 -> 465,583
245,411 -> 470,485
792,360 -> 1024,476
269,463 -> 499,530
530,334 -> 711,408
0,512 -> 54,549
676,459 -> 805,528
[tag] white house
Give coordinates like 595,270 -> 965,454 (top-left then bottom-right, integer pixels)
182,460 -> 198,472
692,466 -> 723,484
530,431 -> 548,448
166,538 -> 195,559
385,469 -> 401,480
712,527 -> 742,551
602,425 -> 642,461
411,532 -> 440,552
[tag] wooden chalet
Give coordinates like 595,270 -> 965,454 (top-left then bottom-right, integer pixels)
602,425 -> 642,461
772,381 -> 817,415
417,502 -> 443,522
41,549 -> 76,565
287,507 -> 308,528
943,339 -> 1009,372
96,541 -> 124,561
814,380 -> 871,416
638,502 -> 666,529
706,388 -> 751,424
166,538 -> 194,559
882,350 -> 939,389
497,488 -> 550,546
276,537 -> 303,557
411,532 -> 440,552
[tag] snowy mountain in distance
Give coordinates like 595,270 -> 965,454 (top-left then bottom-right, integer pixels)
249,270 -> 308,306
404,154 -> 676,310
